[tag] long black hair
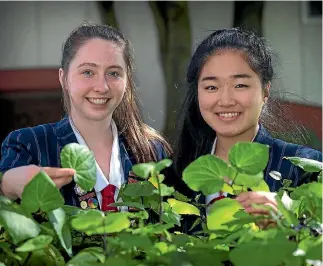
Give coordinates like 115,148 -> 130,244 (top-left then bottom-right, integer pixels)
172,27 -> 307,178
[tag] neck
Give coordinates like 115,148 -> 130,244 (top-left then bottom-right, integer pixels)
70,111 -> 113,147
215,124 -> 259,162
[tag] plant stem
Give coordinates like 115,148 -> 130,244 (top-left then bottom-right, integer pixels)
155,173 -> 163,224
230,172 -> 239,196
103,233 -> 109,257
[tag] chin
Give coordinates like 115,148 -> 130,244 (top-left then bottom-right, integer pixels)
213,128 -> 243,138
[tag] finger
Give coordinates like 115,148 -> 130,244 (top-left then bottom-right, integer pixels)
237,195 -> 277,208
52,176 -> 73,189
236,191 -> 271,202
235,191 -> 251,202
245,203 -> 278,215
256,219 -> 277,229
42,167 -> 76,179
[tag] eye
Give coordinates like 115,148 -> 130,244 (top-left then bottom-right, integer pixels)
108,71 -> 120,78
205,86 -> 218,91
81,70 -> 94,77
235,84 -> 249,89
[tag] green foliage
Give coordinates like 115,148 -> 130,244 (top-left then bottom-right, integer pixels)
0,142 -> 321,265
60,143 -> 96,191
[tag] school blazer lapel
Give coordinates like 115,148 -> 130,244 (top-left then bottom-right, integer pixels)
55,117 -> 100,210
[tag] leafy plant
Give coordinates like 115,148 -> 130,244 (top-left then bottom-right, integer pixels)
0,142 -> 321,265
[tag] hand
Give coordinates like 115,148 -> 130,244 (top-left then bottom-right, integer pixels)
1,165 -> 75,200
236,191 -> 278,229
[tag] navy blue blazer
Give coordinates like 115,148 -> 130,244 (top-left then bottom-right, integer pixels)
166,124 -> 322,200
0,117 -> 166,209
165,124 -> 322,234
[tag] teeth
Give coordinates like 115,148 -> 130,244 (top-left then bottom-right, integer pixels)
88,98 -> 108,105
218,112 -> 240,118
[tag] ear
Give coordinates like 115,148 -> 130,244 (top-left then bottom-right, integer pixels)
263,82 -> 270,103
59,68 -> 66,90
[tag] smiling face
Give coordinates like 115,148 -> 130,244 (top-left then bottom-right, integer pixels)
59,38 -> 127,123
198,50 -> 269,139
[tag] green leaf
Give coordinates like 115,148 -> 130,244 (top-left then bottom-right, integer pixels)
109,201 -> 145,210
48,207 -> 72,257
207,198 -> 242,231
16,235 -> 53,252
304,238 -> 322,261
167,198 -> 200,216
172,191 -> 191,202
25,249 -> 61,266
21,171 -> 64,214
222,183 -> 244,194
229,142 -> 269,175
161,210 -> 181,226
189,217 -> 202,232
0,242 -> 26,262
148,174 -> 165,188
235,171 -> 264,188
291,183 -> 322,200
183,155 -> 227,195
155,184 -> 175,196
156,159 -> 173,172
132,162 -> 156,179
71,210 -> 131,235
66,248 -> 104,266
136,223 -> 174,234
0,210 -> 40,244
229,231 -> 297,266
62,205 -> 83,217
250,179 -> 270,192
284,157 -> 323,172
60,143 -> 96,191
275,193 -> 299,226
318,171 -> 322,183
123,181 -> 155,198
282,179 -> 293,188
187,247 -> 229,266
171,234 -> 192,247
118,234 -> 153,250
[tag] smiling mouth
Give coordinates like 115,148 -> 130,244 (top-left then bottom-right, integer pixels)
86,98 -> 109,105
216,112 -> 241,119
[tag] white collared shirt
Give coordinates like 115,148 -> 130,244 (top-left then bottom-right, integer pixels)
69,118 -> 125,210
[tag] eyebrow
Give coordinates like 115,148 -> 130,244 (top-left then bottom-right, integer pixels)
200,73 -> 253,82
77,62 -> 124,70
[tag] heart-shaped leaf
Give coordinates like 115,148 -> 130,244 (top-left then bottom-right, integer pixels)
229,143 -> 269,175
21,171 -> 64,214
183,155 -> 227,195
60,143 -> 96,191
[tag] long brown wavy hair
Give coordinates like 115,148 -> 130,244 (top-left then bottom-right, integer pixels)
60,22 -> 172,163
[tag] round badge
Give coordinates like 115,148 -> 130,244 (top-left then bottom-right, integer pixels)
75,185 -> 86,196
80,201 -> 88,209
88,198 -> 98,209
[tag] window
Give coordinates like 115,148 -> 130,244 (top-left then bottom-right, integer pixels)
302,1 -> 322,25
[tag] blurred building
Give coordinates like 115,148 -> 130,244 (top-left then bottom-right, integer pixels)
0,1 -> 321,149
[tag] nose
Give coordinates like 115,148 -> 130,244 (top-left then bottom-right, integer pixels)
94,75 -> 109,93
217,88 -> 236,107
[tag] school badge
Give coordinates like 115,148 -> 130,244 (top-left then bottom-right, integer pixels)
74,184 -> 87,196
